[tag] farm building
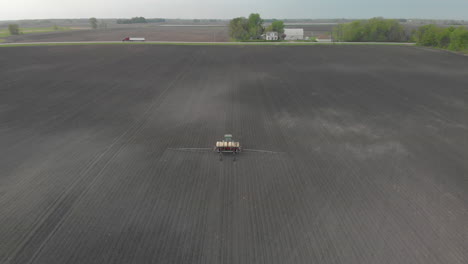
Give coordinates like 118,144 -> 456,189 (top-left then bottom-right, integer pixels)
265,32 -> 279,41
284,28 -> 304,40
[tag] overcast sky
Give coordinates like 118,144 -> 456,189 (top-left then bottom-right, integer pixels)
1,0 -> 467,20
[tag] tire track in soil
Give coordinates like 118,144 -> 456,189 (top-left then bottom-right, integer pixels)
233,47 -> 464,264
1,45 -> 466,264
5,48 -> 204,264
0,47 -> 185,188
26,47 -> 225,264
247,49 -> 352,263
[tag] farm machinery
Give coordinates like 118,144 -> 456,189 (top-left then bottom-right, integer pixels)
215,134 -> 241,161
168,134 -> 280,161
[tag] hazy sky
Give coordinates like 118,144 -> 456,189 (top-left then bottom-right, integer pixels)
1,0 -> 467,20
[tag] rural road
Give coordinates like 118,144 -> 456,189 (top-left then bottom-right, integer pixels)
0,44 -> 466,264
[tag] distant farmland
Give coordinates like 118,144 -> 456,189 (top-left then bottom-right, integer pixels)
3,24 -> 339,43
4,25 -> 231,43
0,45 -> 466,264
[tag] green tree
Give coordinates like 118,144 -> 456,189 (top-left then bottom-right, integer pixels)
334,21 -> 364,41
229,13 -> 266,41
131,17 -> 147,23
229,17 -> 249,41
8,24 -> 20,35
448,27 -> 468,51
412,24 -> 468,52
265,20 -> 285,34
116,17 -> 147,24
413,24 -> 440,46
386,20 -> 407,42
247,13 -> 264,39
333,18 -> 407,42
89,17 -> 98,29
437,26 -> 455,48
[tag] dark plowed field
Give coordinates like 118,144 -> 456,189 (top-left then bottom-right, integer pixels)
0,45 -> 467,264
5,26 -> 230,43
4,24 -> 336,43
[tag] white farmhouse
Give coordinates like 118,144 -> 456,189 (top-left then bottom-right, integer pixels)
265,31 -> 278,41
284,28 -> 304,40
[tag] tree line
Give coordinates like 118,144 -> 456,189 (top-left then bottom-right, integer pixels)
412,25 -> 468,51
332,18 -> 408,42
229,13 -> 284,41
332,17 -> 468,52
8,24 -> 20,35
116,17 -> 165,24
117,17 -> 148,24
147,18 -> 166,23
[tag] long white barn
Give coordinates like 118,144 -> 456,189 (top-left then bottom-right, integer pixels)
284,28 -> 304,40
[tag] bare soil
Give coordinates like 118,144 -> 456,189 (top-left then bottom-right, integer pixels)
0,45 -> 467,264
5,26 -> 230,43
4,24 -> 338,43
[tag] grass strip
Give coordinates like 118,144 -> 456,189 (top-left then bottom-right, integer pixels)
0,41 -> 416,48
0,26 -> 74,38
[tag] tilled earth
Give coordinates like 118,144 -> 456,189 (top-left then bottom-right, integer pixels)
4,24 -> 337,43
0,45 -> 467,264
5,26 -> 230,43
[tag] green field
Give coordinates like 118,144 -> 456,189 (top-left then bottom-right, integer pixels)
0,26 -> 73,38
